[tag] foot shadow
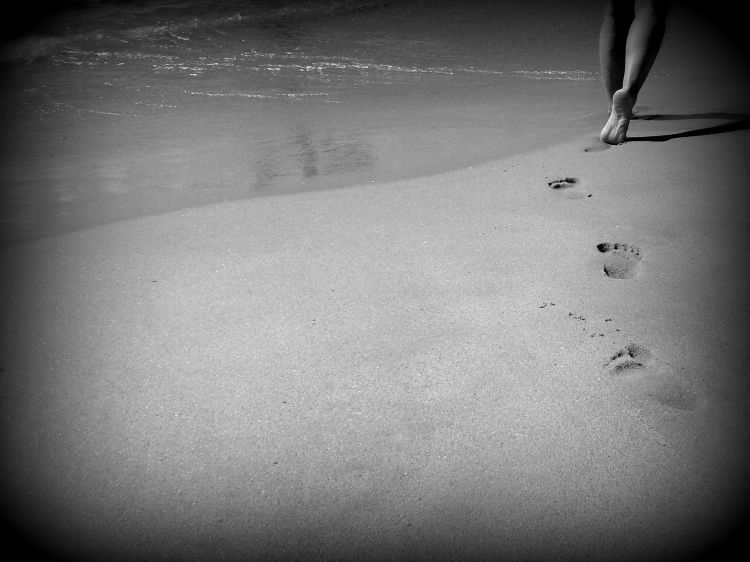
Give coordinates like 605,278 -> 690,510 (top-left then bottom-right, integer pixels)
627,112 -> 750,142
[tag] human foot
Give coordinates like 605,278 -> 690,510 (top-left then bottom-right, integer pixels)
600,89 -> 634,145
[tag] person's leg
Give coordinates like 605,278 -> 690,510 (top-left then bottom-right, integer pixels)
599,0 -> 634,112
600,0 -> 669,144
622,0 -> 669,100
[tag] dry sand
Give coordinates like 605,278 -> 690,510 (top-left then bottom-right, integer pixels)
2,123 -> 750,561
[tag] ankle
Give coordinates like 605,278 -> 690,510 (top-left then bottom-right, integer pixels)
617,87 -> 637,103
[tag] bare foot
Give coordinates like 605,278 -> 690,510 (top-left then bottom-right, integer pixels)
600,89 -> 634,145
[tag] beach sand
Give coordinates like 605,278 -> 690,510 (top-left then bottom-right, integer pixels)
2,116 -> 750,560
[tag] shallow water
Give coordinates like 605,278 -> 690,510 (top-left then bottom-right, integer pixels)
0,0 -> 747,245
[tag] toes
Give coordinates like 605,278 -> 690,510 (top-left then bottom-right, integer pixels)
597,242 -> 643,279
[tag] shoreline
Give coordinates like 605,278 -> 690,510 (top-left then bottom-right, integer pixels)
0,74 -> 605,248
4,73 -> 748,249
2,126 -> 750,560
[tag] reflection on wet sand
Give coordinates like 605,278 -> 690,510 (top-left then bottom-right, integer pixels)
253,127 -> 375,192
0,117 -> 379,245
294,132 -> 319,178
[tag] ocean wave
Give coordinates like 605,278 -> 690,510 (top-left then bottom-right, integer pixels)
513,70 -> 598,81
241,50 -> 503,77
186,90 -> 338,102
0,35 -> 66,62
0,0 -> 396,63
37,43 -> 506,81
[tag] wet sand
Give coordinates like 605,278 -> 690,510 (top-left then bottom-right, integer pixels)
0,76 -> 605,247
2,114 -> 750,560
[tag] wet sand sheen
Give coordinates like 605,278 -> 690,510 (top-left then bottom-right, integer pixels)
0,77 -> 603,246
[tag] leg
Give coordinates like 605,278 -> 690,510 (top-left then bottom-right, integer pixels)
600,0 -> 669,144
622,0 -> 669,100
599,0 -> 634,112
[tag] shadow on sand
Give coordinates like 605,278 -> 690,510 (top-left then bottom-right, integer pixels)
628,112 -> 750,142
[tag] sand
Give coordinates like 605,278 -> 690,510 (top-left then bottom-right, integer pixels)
2,111 -> 750,561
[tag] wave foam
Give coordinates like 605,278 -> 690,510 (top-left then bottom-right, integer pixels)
513,70 -> 597,81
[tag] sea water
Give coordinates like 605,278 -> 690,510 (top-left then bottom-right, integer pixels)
0,0 -> 745,245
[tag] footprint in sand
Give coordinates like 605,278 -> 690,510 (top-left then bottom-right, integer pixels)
547,177 -> 591,199
597,242 -> 642,279
605,343 -> 652,374
604,343 -> 704,411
